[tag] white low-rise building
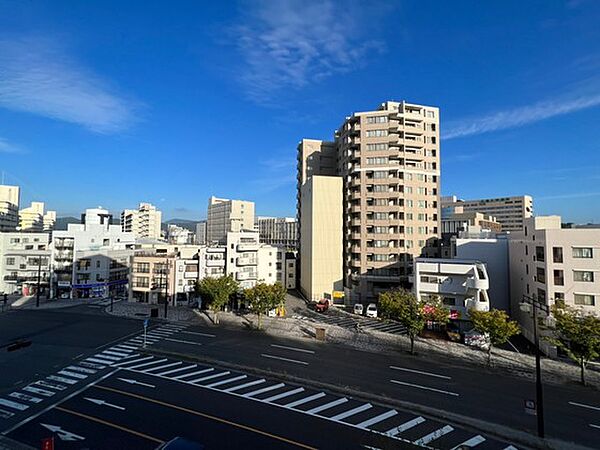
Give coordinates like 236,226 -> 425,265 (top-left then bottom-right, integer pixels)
226,231 -> 277,289
198,246 -> 226,279
413,258 -> 490,322
277,249 -> 297,289
0,232 -> 51,295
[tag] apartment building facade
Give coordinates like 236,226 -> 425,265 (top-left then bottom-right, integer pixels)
167,224 -> 195,245
19,201 -> 56,232
297,101 -> 441,303
207,197 -> 255,244
442,195 -> 533,232
509,216 -> 600,348
277,249 -> 297,290
196,220 -> 207,245
121,202 -> 162,240
256,216 -> 298,249
0,185 -> 20,232
225,231 -> 277,289
0,232 -> 51,295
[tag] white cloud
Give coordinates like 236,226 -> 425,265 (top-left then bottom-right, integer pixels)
444,92 -> 600,140
537,192 -> 600,201
0,37 -> 138,133
0,138 -> 23,153
231,0 -> 385,103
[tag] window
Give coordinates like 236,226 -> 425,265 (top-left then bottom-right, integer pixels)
373,226 -> 388,234
405,213 -> 413,220
405,240 -> 413,249
418,226 -> 427,234
553,270 -> 564,286
373,240 -> 388,248
405,227 -> 413,234
405,187 -> 413,194
406,200 -> 413,208
426,111 -> 435,118
573,271 -> 594,282
552,247 -> 563,263
536,267 -> 546,284
373,185 -> 387,192
554,292 -> 564,303
367,157 -> 388,165
6,257 -> 15,266
366,143 -> 388,151
417,200 -> 427,208
537,288 -> 546,302
442,297 -> 456,306
535,246 -> 545,262
573,247 -> 593,258
417,187 -> 427,195
373,170 -> 388,179
417,213 -> 427,221
574,294 -> 595,306
366,116 -> 388,124
366,129 -> 387,137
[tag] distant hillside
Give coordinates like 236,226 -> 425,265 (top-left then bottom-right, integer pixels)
162,218 -> 199,232
54,216 -> 80,230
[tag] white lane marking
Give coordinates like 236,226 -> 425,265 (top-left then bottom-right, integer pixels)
47,375 -> 78,385
85,357 -> 115,365
102,350 -> 129,358
306,397 -> 348,415
504,446 -> 519,450
127,359 -> 169,370
66,366 -> 97,375
270,344 -> 315,354
40,423 -> 85,441
261,354 -> 309,365
84,397 -> 126,410
356,410 -> 398,429
147,330 -> 172,335
114,353 -> 141,361
260,388 -> 303,403
243,383 -> 285,398
173,368 -> 213,380
590,424 -> 600,430
205,375 -> 247,388
96,353 -> 122,361
23,386 -> 55,397
330,403 -> 372,421
224,379 -> 266,393
164,338 -> 203,346
390,380 -> 459,397
157,365 -> 197,377
386,416 -> 425,436
112,356 -> 154,367
451,435 -> 486,449
569,401 -> 600,412
413,425 -> 454,445
9,392 -> 42,403
80,361 -> 106,370
114,345 -> 136,351
190,371 -> 231,384
117,378 -> 155,388
58,371 -> 87,380
284,392 -> 326,409
0,408 -> 14,419
142,362 -> 183,373
34,380 -> 67,391
0,398 -> 28,411
389,365 -> 451,380
180,331 -> 216,338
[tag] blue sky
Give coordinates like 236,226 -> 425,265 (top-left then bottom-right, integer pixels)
0,0 -> 599,222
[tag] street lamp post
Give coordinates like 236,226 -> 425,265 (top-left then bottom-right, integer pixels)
35,256 -> 42,308
520,294 -> 550,439
164,258 -> 169,319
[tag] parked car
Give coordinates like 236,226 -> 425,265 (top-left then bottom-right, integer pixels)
365,303 -> 378,318
314,299 -> 329,313
353,303 -> 364,315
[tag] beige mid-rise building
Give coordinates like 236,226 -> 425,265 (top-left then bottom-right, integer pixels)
442,195 -> 533,232
121,202 -> 162,240
206,196 -> 254,244
298,101 -> 441,303
0,185 -> 20,232
509,216 -> 600,351
19,201 -> 57,232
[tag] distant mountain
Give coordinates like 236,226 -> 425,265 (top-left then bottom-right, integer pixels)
54,216 -> 80,230
162,218 -> 199,232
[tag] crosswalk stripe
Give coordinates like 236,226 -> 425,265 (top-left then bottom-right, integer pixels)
0,398 -> 28,411
386,416 -> 425,436
329,403 -> 372,421
114,345 -> 136,351
95,354 -> 121,362
205,375 -> 247,388
284,392 -> 326,409
157,365 -> 197,377
47,375 -> 78,385
173,368 -> 213,380
58,370 -> 87,380
223,379 -> 266,393
143,362 -> 183,373
127,358 -> 168,370
190,371 -> 230,384
243,383 -> 285,398
102,350 -> 129,357
66,366 -> 97,375
23,386 -> 54,397
356,409 -> 398,428
86,357 -> 115,365
413,425 -> 454,445
306,397 -> 348,415
9,392 -> 42,403
451,435 -> 486,449
263,387 -> 304,403
112,356 -> 154,367
79,361 -> 106,370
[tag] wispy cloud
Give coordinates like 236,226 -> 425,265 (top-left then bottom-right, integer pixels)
0,36 -> 139,133
444,91 -> 600,140
0,138 -> 24,154
538,192 -> 600,201
231,0 -> 386,103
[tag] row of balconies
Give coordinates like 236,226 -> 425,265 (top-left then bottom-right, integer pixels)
236,271 -> 257,281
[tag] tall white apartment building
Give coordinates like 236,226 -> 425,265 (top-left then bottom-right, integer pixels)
298,101 -> 441,303
442,195 -> 533,232
51,207 -> 135,299
0,232 -> 51,295
207,197 -> 255,244
509,216 -> 600,349
121,202 -> 162,240
0,185 -> 20,231
225,231 -> 277,289
256,216 -> 298,249
19,201 -> 57,232
198,246 -> 226,279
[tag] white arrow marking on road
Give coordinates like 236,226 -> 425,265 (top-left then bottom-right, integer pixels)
40,423 -> 85,441
117,377 -> 155,388
84,397 -> 126,410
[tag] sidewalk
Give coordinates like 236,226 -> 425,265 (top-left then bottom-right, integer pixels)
106,300 -> 203,323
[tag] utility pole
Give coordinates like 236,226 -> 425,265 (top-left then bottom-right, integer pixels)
36,256 -> 42,308
164,258 -> 169,319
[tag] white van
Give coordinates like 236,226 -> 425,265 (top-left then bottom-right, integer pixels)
366,303 -> 378,318
353,303 -> 364,315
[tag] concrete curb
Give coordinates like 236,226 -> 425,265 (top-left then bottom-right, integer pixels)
140,347 -> 590,450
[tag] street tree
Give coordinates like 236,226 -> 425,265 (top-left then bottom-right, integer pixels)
548,304 -> 600,386
195,275 -> 239,324
244,282 -> 286,330
470,309 -> 520,366
379,289 -> 424,355
421,295 -> 451,327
